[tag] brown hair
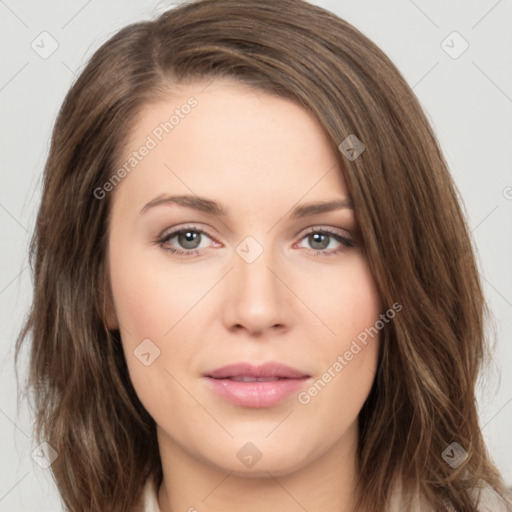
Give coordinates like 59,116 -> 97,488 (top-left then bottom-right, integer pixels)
16,0 -> 511,510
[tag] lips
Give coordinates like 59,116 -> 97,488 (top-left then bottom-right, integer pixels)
204,362 -> 311,408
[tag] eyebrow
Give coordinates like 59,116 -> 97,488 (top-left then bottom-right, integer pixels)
139,194 -> 353,218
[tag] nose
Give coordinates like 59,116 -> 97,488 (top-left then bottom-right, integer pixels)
222,241 -> 291,337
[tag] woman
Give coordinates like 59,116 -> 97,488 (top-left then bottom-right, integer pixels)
16,0 -> 511,510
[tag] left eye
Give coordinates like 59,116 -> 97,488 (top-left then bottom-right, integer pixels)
296,231 -> 351,252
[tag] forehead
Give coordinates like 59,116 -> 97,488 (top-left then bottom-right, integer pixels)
112,77 -> 349,217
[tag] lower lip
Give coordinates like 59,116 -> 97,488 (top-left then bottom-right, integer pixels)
206,377 -> 309,408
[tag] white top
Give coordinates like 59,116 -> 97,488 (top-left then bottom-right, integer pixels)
140,475 -> 509,511
141,477 -> 160,512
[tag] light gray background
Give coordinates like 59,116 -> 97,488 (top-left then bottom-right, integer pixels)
1,0 -> 511,510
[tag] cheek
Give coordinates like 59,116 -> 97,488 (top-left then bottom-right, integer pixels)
109,246 -> 199,342
304,252 -> 382,342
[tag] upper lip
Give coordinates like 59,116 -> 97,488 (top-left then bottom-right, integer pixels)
206,362 -> 310,379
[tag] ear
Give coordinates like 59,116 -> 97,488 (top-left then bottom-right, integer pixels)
99,262 -> 119,331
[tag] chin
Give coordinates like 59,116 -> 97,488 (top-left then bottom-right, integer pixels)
202,436 -> 320,478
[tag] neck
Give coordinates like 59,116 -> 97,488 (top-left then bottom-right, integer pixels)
156,422 -> 361,512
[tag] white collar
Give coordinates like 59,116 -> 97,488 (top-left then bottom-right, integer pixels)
141,476 -> 161,512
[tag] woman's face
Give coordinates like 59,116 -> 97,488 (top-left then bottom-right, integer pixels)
107,78 -> 382,476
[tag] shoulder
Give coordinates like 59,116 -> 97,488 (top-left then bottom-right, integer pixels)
388,478 -> 510,511
469,483 -> 511,511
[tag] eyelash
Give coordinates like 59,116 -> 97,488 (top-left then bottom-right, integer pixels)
156,224 -> 354,259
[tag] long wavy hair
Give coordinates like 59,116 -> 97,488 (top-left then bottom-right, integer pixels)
15,0 -> 511,510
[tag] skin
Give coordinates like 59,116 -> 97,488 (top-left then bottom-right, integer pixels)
106,78 -> 382,512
